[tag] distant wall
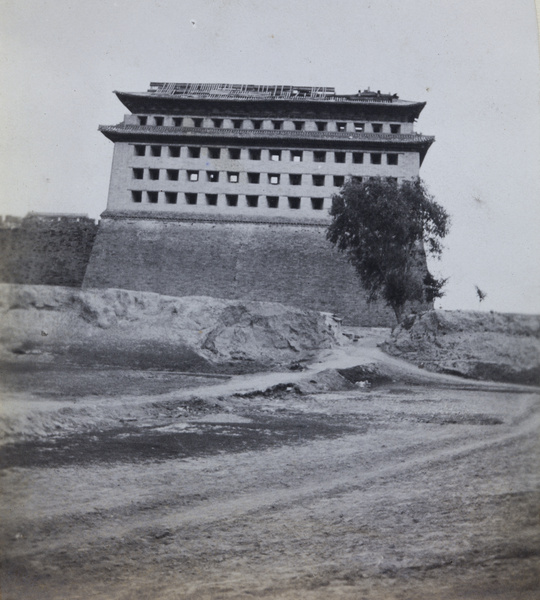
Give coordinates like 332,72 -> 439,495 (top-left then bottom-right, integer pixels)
0,216 -> 98,287
83,211 -> 407,326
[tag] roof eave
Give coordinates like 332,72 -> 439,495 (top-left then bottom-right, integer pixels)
114,91 -> 427,118
98,125 -> 435,155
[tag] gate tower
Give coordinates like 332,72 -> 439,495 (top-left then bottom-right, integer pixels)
84,83 -> 434,325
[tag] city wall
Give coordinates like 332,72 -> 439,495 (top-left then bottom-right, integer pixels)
0,212 -> 427,326
83,212 -> 399,326
0,216 -> 98,287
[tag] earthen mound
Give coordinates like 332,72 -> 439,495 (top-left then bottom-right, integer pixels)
383,310 -> 540,384
0,285 -> 341,373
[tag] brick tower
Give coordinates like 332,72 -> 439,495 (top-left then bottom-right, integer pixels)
83,83 -> 434,325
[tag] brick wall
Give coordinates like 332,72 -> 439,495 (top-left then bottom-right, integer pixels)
108,140 -> 419,218
0,219 -> 98,287
83,214 -> 414,326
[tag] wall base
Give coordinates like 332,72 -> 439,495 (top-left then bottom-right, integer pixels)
83,211 -> 408,326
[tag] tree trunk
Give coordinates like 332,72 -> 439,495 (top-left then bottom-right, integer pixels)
392,304 -> 404,324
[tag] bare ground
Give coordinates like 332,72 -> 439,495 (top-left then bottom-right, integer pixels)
1,329 -> 539,599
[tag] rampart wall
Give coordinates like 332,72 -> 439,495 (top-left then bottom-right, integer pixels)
0,217 -> 98,287
83,213 -> 401,326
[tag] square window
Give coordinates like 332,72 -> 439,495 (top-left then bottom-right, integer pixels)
270,150 -> 281,161
316,121 -> 326,131
188,147 -> 200,158
352,176 -> 363,184
288,197 -> 301,209
192,118 -> 203,127
313,175 -> 325,186
150,145 -> 161,157
185,193 -> 197,205
248,173 -> 260,184
293,121 -> 304,131
311,198 -> 324,210
229,148 -> 241,159
212,118 -> 223,128
228,172 -> 239,183
289,174 -> 301,185
134,145 -> 145,156
167,169 -> 179,181
154,116 -> 164,126
249,149 -> 261,160
335,152 -> 346,163
147,191 -> 158,204
207,171 -> 219,182
372,123 -> 383,133
390,124 -> 401,134
337,122 -> 347,131
252,120 -> 263,130
131,190 -> 142,203
354,122 -> 364,132
387,153 -> 399,165
173,117 -> 183,127
226,194 -> 238,207
313,151 -> 326,162
132,168 -> 143,180
165,192 -> 177,204
267,196 -> 279,209
208,147 -> 221,159
246,195 -> 258,207
138,116 -> 147,125
371,153 -> 382,164
149,168 -> 159,180
272,120 -> 283,130
232,119 -> 243,129
388,177 -> 398,183
206,194 -> 218,206
291,151 -> 303,162
269,174 -> 280,185
188,171 -> 199,181
333,176 -> 345,187
169,146 -> 181,157
352,152 -> 363,164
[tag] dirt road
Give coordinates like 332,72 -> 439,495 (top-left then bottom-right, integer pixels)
1,333 -> 539,599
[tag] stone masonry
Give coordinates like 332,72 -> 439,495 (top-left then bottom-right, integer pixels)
84,83 -> 435,325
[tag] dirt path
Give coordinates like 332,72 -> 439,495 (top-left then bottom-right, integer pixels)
1,334 -> 539,599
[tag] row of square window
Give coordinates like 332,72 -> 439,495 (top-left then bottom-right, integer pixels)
137,115 -> 401,133
132,145 -> 398,164
131,191 -> 325,209
132,169 -> 376,186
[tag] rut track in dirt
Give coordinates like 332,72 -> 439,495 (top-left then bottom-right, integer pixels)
1,334 -> 539,600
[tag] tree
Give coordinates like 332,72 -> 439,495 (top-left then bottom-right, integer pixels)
327,177 -> 450,323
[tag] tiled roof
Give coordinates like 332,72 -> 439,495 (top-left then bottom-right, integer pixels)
99,124 -> 434,145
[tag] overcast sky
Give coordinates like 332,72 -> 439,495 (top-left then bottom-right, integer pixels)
1,0 -> 539,313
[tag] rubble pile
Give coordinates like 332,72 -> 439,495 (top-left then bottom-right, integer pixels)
0,284 -> 342,372
384,310 -> 540,384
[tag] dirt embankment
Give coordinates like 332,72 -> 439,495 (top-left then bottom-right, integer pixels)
384,310 -> 540,384
0,284 -> 342,373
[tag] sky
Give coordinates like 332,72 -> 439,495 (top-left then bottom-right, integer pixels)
1,0 -> 539,314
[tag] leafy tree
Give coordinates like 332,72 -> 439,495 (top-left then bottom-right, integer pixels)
327,177 -> 450,323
